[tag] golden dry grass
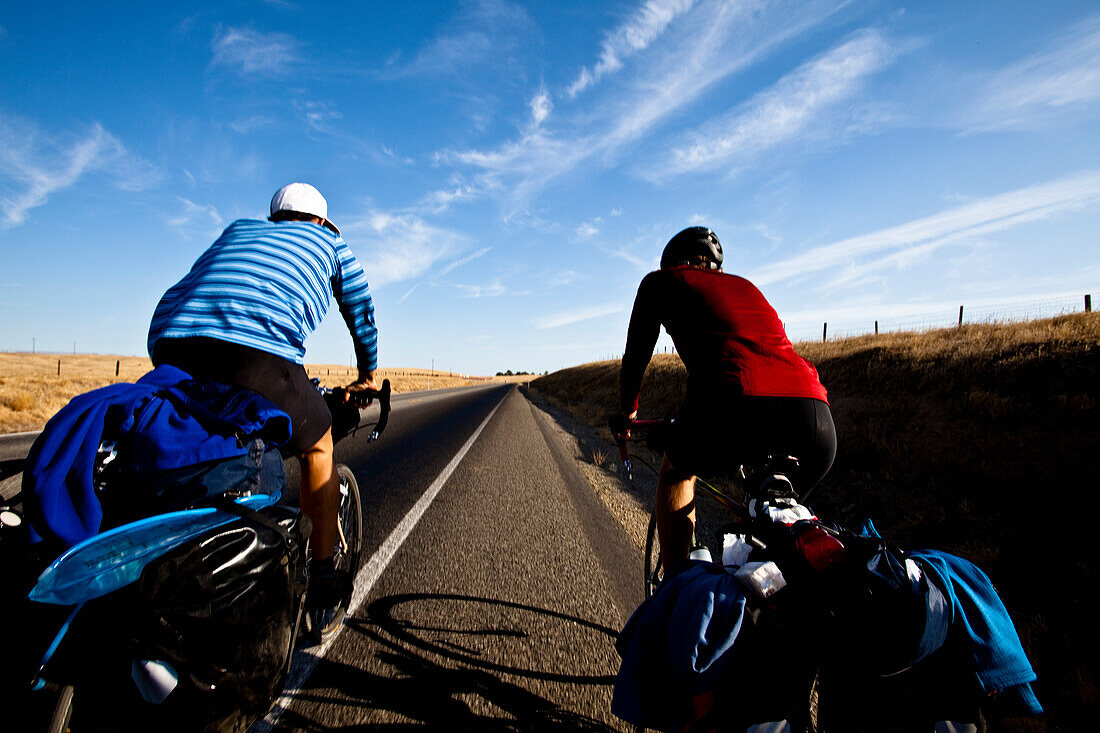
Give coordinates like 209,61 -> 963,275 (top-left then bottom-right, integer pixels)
0,354 -> 155,433
532,312 -> 1100,730
0,353 -> 508,434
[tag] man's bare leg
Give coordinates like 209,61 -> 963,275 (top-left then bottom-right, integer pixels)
299,428 -> 338,561
656,454 -> 697,571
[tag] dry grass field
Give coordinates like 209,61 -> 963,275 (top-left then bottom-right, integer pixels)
532,312 -> 1100,731
0,353 -> 509,434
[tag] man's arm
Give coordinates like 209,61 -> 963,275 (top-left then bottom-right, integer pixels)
620,274 -> 662,416
330,239 -> 378,386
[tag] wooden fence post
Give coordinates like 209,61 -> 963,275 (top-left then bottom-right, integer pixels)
57,359 -> 61,376
874,320 -> 878,335
115,360 -> 120,376
958,305 -> 964,326
822,323 -> 828,342
1086,294 -> 1092,313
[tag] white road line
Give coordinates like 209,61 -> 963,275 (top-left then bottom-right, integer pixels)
253,389 -> 508,731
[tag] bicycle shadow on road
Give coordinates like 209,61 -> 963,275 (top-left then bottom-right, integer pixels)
274,592 -> 623,731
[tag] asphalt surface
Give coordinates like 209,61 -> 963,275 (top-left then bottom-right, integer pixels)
273,383 -> 639,731
0,431 -> 35,502
258,383 -> 639,731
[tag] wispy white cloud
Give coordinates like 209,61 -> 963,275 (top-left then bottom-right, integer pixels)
211,27 -> 302,76
341,211 -> 467,288
439,246 -> 492,276
530,88 -> 553,126
388,0 -> 533,78
165,197 -> 223,239
439,0 -> 849,205
549,269 -> 580,287
456,279 -> 506,298
419,179 -> 487,213
0,117 -> 159,227
532,303 -> 622,329
751,170 -> 1100,287
293,99 -> 342,132
567,0 -> 696,97
753,223 -> 783,246
659,29 -> 894,176
166,197 -> 221,227
574,217 -> 601,240
229,115 -> 275,134
396,247 -> 495,303
970,13 -> 1100,129
381,144 -> 415,165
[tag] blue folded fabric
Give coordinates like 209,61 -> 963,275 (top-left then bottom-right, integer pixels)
613,562 -> 747,730
23,365 -> 290,547
910,549 -> 1042,716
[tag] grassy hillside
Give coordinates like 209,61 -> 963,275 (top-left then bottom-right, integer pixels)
532,312 -> 1100,731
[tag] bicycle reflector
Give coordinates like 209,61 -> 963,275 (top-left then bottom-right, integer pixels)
795,524 -> 847,572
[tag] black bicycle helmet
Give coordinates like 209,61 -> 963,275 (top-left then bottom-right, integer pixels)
660,226 -> 723,269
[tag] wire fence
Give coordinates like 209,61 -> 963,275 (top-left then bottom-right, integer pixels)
799,293 -> 1093,343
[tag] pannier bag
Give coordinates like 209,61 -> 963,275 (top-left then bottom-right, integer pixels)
45,504 -> 309,732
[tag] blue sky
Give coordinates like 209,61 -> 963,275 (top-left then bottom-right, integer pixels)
1,1 -> 1098,375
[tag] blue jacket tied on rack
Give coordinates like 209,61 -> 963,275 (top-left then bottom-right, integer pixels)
22,365 -> 291,548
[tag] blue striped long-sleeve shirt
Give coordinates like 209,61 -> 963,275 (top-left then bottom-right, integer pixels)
148,219 -> 378,370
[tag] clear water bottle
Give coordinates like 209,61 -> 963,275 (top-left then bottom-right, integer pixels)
688,545 -> 713,563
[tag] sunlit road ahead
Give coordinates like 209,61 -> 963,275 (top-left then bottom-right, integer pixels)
257,383 -> 639,731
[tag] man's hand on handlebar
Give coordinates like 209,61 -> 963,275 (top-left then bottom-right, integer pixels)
608,410 -> 638,439
343,370 -> 381,405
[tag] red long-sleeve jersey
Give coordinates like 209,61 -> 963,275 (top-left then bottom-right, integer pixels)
620,267 -> 827,414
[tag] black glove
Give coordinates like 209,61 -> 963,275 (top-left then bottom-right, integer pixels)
308,557 -> 352,610
608,413 -> 630,437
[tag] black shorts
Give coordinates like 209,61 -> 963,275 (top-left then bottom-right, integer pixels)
664,394 -> 836,495
151,337 -> 331,454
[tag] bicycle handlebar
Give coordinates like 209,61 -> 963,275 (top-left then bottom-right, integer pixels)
321,379 -> 392,443
608,414 -> 666,481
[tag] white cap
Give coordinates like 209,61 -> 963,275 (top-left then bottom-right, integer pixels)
269,182 -> 340,235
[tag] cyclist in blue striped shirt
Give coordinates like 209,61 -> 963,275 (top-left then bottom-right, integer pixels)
148,182 -> 378,603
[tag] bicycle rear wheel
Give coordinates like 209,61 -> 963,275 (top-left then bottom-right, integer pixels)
643,510 -> 662,599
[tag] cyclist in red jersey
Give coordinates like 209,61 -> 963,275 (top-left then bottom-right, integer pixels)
618,227 -> 836,569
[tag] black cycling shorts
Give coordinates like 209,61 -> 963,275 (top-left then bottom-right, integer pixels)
152,337 -> 331,454
664,393 -> 836,495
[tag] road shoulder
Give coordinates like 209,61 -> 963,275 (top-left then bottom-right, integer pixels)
519,387 -> 655,560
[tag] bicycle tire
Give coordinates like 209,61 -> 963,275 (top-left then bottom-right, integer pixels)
643,510 -> 662,599
304,464 -> 363,643
47,684 -> 74,733
805,667 -> 821,733
335,464 -> 364,579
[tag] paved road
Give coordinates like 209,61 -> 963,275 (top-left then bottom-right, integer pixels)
0,431 -> 36,501
269,383 -> 639,730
